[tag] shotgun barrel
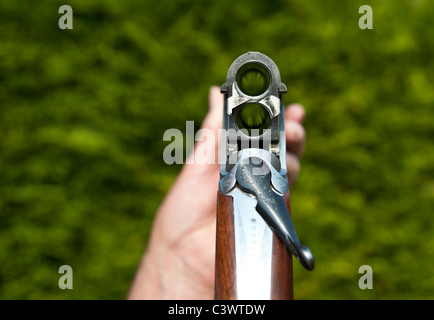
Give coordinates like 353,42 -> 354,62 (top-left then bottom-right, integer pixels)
215,52 -> 314,300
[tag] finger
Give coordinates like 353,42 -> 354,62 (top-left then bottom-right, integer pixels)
285,119 -> 305,158
286,152 -> 301,187
285,103 -> 305,123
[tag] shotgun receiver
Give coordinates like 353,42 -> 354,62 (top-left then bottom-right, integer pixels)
215,52 -> 314,300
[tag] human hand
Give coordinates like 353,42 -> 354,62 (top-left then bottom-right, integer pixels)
127,86 -> 306,299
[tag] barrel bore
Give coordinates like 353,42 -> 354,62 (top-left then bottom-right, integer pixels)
237,62 -> 270,96
237,103 -> 271,136
236,62 -> 271,96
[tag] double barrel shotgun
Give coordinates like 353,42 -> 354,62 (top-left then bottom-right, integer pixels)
215,52 -> 314,300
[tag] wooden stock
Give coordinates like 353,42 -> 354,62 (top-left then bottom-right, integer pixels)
214,191 -> 293,300
215,191 -> 237,299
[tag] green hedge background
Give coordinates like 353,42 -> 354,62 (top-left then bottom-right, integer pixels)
0,0 -> 433,299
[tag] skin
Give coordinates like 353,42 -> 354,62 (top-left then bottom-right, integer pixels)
127,86 -> 306,300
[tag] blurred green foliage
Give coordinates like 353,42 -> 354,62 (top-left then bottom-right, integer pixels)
0,0 -> 433,299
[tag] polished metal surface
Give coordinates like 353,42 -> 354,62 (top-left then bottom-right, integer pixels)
230,188 -> 273,300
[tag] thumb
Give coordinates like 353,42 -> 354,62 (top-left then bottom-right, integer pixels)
183,86 -> 223,170
201,86 -> 224,132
